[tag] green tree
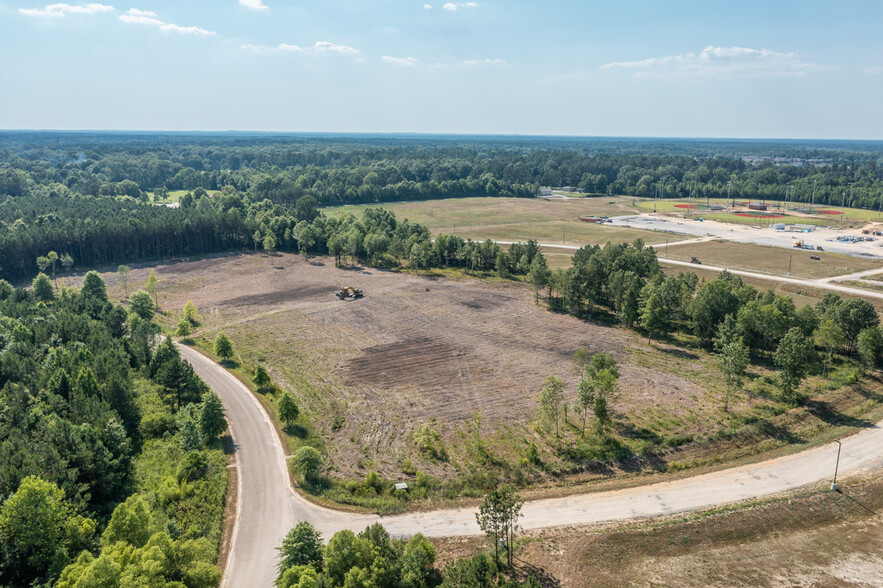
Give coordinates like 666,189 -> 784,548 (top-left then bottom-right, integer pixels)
175,318 -> 192,337
0,476 -> 96,586
475,485 -> 523,568
278,393 -> 300,429
324,530 -> 376,586
639,288 -> 667,343
277,565 -> 321,588
145,269 -> 159,307
177,405 -> 203,452
32,272 -> 54,302
264,232 -> 277,255
832,297 -> 880,353
129,289 -> 156,320
537,375 -> 565,440
101,494 -> 152,548
253,365 -> 272,392
858,326 -> 883,371
815,318 -> 845,377
495,250 -> 510,279
401,534 -> 436,588
214,333 -> 234,362
277,522 -> 324,580
199,391 -> 227,444
575,376 -> 594,436
60,252 -> 74,275
291,446 -> 323,482
183,300 -> 200,325
715,315 -> 749,411
117,265 -> 131,297
527,255 -> 550,303
691,279 -> 741,347
775,327 -> 817,403
81,270 -> 108,302
592,368 -> 617,435
254,229 -> 263,252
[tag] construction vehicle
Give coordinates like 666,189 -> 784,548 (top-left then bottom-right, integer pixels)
335,286 -> 364,300
793,240 -> 803,248
690,256 -> 702,264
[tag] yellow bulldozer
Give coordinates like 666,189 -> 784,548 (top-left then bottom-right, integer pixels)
335,286 -> 364,300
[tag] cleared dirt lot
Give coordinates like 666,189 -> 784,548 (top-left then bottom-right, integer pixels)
124,253 -> 700,479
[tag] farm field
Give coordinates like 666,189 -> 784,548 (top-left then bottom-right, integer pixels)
663,240 -> 883,280
327,196 -> 669,247
91,252 -> 883,507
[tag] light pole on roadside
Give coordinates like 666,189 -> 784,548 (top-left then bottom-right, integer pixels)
831,440 -> 842,491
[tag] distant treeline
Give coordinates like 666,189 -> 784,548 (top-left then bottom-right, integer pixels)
2,134 -> 883,281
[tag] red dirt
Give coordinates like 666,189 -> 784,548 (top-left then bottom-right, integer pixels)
673,204 -> 699,209
815,209 -> 844,215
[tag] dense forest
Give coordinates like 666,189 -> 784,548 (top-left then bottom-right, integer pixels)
0,272 -> 228,586
2,132 -> 883,281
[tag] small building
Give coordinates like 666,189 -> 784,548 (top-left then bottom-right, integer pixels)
538,187 -> 553,196
394,482 -> 409,491
773,223 -> 786,231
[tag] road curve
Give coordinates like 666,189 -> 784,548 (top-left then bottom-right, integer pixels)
179,345 -> 883,586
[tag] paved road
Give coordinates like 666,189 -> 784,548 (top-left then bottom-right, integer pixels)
179,345 -> 883,586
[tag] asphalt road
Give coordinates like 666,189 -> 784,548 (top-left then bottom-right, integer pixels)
180,344 -> 883,586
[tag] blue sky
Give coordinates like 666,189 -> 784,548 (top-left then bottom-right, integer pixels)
1,0 -> 881,138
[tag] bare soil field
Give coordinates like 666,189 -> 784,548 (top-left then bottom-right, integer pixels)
111,253 -> 703,481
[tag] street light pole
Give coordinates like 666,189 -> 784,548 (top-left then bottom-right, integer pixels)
831,440 -> 842,491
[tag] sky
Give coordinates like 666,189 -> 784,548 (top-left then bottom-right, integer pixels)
1,0 -> 882,139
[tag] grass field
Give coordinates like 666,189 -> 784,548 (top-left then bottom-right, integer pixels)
663,240 -> 883,280
326,196 -> 670,247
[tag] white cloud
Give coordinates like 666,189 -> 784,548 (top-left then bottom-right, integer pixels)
382,56 -> 418,66
430,62 -> 448,69
601,45 -> 823,78
119,8 -> 215,35
424,3 -> 432,9
239,0 -> 268,10
462,58 -> 505,66
241,41 -> 359,55
442,2 -> 477,11
862,65 -> 883,75
19,3 -> 113,18
314,41 -> 359,54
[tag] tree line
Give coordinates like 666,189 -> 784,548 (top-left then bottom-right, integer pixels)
0,271 -> 229,586
533,239 -> 882,406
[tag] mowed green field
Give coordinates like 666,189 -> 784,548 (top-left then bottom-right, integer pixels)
636,197 -> 882,226
326,196 -> 670,247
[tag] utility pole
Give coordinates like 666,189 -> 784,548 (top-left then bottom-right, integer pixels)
787,254 -> 792,276
831,440 -> 842,491
811,179 -> 817,211
727,180 -> 732,208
